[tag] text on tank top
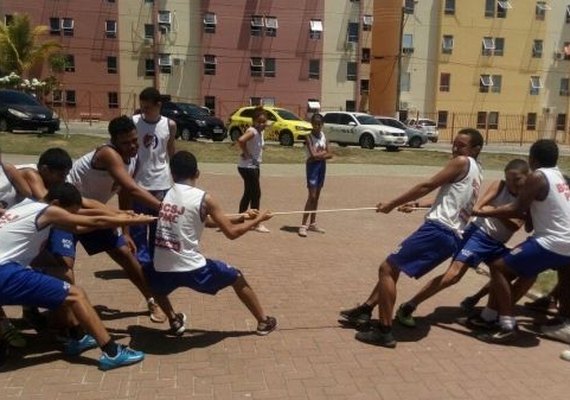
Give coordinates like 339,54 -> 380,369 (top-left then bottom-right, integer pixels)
153,183 -> 207,272
0,163 -> 18,209
472,182 -> 517,243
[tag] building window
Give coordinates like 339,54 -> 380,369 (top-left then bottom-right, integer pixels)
203,55 -> 217,75
4,14 -> 13,25
262,97 -> 275,107
250,97 -> 262,106
497,1 -> 511,18
158,10 -> 172,31
561,78 -> 570,96
204,96 -> 215,114
440,73 -> 451,92
203,12 -> 217,33
442,35 -> 454,54
144,24 -> 154,39
158,53 -> 172,73
444,0 -> 456,15
360,79 -> 369,94
345,100 -> 356,112
488,112 -> 499,129
145,59 -> 155,77
105,20 -> 117,38
250,57 -> 263,77
62,18 -> 74,36
265,16 -> 278,37
346,62 -> 357,81
264,58 -> 276,77
491,75 -> 502,93
65,90 -> 76,106
309,59 -> 320,79
361,48 -> 371,63
530,76 -> 542,95
494,38 -> 505,56
400,71 -> 411,92
566,5 -> 570,23
107,56 -> 117,73
479,74 -> 494,93
557,113 -> 567,131
482,37 -> 503,56
49,17 -> 60,34
52,90 -> 62,106
404,0 -> 415,14
108,92 -> 119,109
485,0 -> 495,17
402,34 -> 414,54
438,111 -> 449,128
347,22 -> 359,43
309,19 -> 323,39
307,99 -> 321,112
527,113 -> 537,130
532,40 -> 543,58
250,15 -> 264,36
536,2 -> 550,20
64,54 -> 75,72
362,15 -> 373,31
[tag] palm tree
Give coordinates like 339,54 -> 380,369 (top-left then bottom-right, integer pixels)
0,13 -> 60,76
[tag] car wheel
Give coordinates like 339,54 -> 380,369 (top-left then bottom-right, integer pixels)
359,133 -> 375,149
279,130 -> 294,146
0,119 -> 11,132
212,134 -> 225,142
230,128 -> 242,142
409,136 -> 422,148
47,128 -> 56,134
181,127 -> 195,141
386,146 -> 399,152
338,142 -> 348,147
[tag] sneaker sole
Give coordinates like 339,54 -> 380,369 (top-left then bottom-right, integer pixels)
354,334 -> 397,349
256,321 -> 277,336
98,355 -> 145,371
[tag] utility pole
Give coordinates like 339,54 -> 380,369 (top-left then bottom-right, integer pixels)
395,5 -> 404,118
152,0 -> 159,90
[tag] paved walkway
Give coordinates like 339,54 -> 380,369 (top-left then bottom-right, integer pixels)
1,164 -> 569,399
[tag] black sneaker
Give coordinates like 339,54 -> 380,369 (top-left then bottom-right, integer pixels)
461,315 -> 497,331
476,326 -> 519,344
22,307 -> 48,332
256,316 -> 277,336
459,296 -> 479,313
355,328 -> 396,348
168,313 -> 187,336
339,304 -> 372,327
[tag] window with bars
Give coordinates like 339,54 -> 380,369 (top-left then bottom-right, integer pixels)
145,59 -> 155,77
203,12 -> 217,33
561,78 -> 570,96
250,57 -> 263,77
108,92 -> 119,109
347,22 -> 359,43
65,90 -> 76,106
440,73 -> 451,92
479,75 -> 494,93
264,58 -> 276,77
251,15 -> 264,36
265,16 -> 278,37
107,56 -> 117,74
532,40 -> 543,58
309,19 -> 323,39
444,0 -> 456,15
361,48 -> 371,63
346,62 -> 357,81
64,54 -> 75,72
438,111 -> 449,128
203,55 -> 217,75
362,15 -> 373,31
309,59 -> 320,79
105,20 -> 117,38
442,35 -> 454,54
557,113 -> 567,131
530,76 -> 542,95
527,113 -> 537,130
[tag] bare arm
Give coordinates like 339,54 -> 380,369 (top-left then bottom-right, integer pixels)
205,194 -> 270,240
20,168 -> 46,200
237,129 -> 256,158
4,163 -> 32,198
305,136 -> 333,161
167,119 -> 177,158
473,180 -> 523,231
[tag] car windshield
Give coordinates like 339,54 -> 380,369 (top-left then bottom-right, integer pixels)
275,109 -> 302,121
380,118 -> 405,129
356,115 -> 382,125
175,103 -> 209,117
1,91 -> 40,106
419,120 -> 436,126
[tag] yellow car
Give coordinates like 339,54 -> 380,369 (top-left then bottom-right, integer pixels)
227,106 -> 312,146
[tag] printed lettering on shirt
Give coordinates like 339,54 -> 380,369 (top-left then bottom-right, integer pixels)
158,202 -> 186,223
556,182 -> 570,201
0,212 -> 19,227
143,133 -> 158,149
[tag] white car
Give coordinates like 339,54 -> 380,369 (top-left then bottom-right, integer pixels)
321,111 -> 407,150
406,118 -> 439,142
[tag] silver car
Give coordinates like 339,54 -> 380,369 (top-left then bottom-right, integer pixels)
374,116 -> 428,148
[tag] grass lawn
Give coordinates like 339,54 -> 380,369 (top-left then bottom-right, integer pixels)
3,132 -> 570,171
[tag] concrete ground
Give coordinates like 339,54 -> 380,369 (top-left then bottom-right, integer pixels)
1,161 -> 569,400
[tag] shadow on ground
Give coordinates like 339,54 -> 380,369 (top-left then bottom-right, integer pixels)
94,269 -> 128,280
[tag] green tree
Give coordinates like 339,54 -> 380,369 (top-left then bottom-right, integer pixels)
0,13 -> 60,76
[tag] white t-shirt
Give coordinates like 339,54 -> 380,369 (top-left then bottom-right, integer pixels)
238,127 -> 264,169
132,114 -> 172,190
426,157 -> 482,236
472,182 -> 517,243
153,183 -> 207,272
531,167 -> 570,256
0,163 -> 18,209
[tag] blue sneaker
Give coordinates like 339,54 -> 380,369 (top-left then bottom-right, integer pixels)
98,345 -> 145,371
64,334 -> 98,356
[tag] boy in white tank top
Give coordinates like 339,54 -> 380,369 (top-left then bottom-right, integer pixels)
473,140 -> 570,353
340,128 -> 484,348
146,151 -> 277,336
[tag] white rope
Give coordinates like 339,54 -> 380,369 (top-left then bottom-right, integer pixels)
226,206 -> 430,217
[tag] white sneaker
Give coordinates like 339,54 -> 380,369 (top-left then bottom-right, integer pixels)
561,349 -> 570,362
298,225 -> 308,237
308,224 -> 325,234
254,224 -> 270,233
541,319 -> 570,344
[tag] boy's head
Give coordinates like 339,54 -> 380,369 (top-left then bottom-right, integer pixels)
529,139 -> 558,170
108,116 -> 139,158
170,151 -> 199,182
252,106 -> 268,127
45,182 -> 82,213
452,128 -> 484,159
139,87 -> 162,117
37,148 -> 72,187
504,158 -> 529,195
310,113 -> 324,132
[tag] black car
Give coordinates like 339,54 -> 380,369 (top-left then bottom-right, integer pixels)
161,101 -> 226,141
0,89 -> 60,133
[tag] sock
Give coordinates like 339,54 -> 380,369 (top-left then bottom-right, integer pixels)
499,315 -> 516,330
101,340 -> 119,357
480,307 -> 498,322
401,301 -> 416,315
378,323 -> 392,334
68,325 -> 86,340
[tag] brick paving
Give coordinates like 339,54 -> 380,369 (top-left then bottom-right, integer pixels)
2,163 -> 569,399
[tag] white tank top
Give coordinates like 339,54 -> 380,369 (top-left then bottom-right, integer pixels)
531,167 -> 570,256
67,145 -> 137,204
472,182 -> 517,243
0,163 -> 18,210
153,183 -> 207,272
305,131 -> 327,160
132,115 -> 172,190
0,199 -> 50,266
426,157 -> 482,236
238,127 -> 264,168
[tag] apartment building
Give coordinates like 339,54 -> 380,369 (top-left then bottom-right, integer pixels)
1,0 -> 121,121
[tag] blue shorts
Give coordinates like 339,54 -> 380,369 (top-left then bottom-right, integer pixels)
306,161 -> 326,188
48,228 -> 127,259
503,237 -> 570,278
387,221 -> 461,279
0,262 -> 70,309
454,224 -> 509,268
144,259 -> 240,296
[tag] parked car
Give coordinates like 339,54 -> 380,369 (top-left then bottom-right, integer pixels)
406,118 -> 439,142
321,111 -> 407,150
160,101 -> 227,141
227,106 -> 312,146
374,116 -> 428,148
0,89 -> 60,133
